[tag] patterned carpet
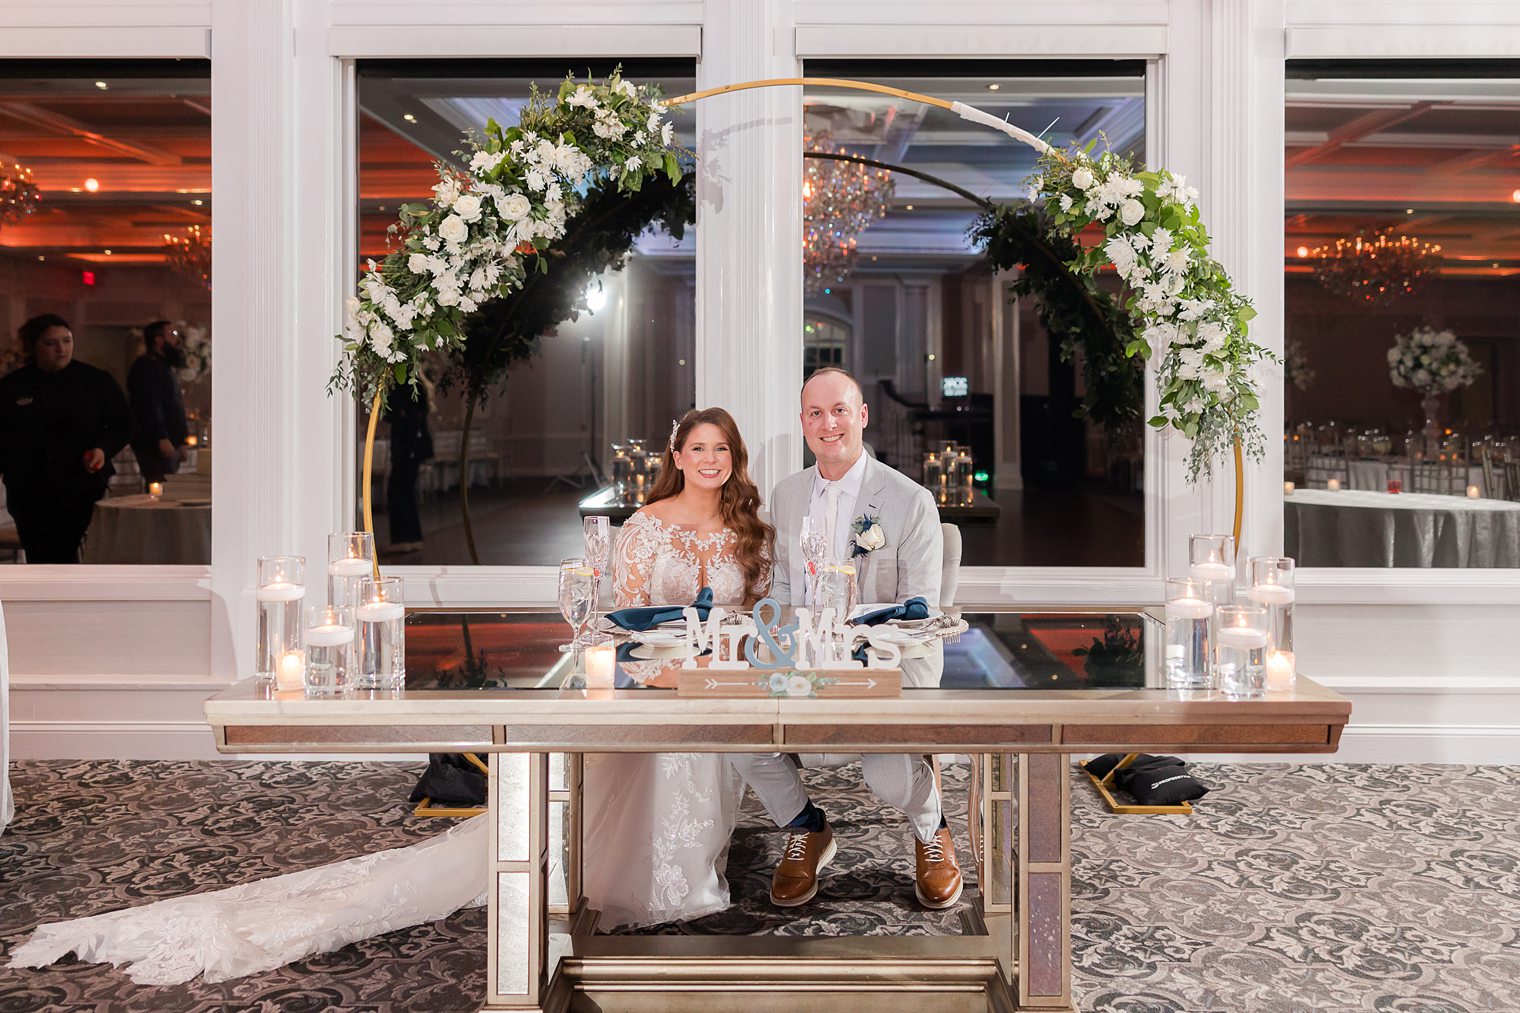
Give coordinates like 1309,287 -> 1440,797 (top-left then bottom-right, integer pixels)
0,759 -> 1516,1012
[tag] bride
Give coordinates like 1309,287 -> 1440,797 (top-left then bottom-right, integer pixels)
583,406 -> 774,928
10,409 -> 771,983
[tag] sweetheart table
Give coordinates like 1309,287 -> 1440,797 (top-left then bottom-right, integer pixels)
204,606 -> 1349,1012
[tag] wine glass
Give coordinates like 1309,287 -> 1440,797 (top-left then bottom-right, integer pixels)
558,557 -> 596,653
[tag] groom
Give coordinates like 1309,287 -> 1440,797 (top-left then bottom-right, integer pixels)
729,367 -> 961,910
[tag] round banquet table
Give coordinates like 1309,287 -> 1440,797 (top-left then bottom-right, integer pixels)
83,494 -> 212,565
1284,488 -> 1520,568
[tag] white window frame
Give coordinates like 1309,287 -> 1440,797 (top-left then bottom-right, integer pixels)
1282,5 -> 1520,605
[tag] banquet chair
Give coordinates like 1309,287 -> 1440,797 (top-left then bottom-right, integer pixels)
1477,443 -> 1503,501
1504,459 -> 1520,503
1305,446 -> 1350,489
1409,458 -> 1466,496
940,522 -> 962,609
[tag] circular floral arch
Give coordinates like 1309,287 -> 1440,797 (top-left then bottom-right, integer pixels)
338,73 -> 1271,544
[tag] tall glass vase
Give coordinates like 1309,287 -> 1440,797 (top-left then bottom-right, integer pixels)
1420,393 -> 1442,457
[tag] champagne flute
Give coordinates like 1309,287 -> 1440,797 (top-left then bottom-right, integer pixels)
582,516 -> 611,641
799,515 -> 828,606
558,557 -> 596,653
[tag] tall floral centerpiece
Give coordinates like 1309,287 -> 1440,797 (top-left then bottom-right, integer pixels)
1387,325 -> 1479,452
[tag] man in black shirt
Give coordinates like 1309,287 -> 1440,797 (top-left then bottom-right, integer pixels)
0,314 -> 132,563
127,319 -> 190,484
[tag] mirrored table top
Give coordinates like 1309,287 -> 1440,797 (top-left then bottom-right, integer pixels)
402,607 -> 1166,693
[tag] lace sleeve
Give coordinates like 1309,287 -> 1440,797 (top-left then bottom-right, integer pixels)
613,513 -> 657,608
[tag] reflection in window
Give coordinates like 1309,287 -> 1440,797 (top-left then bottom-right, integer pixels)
0,60 -> 212,565
355,60 -> 696,565
1283,62 -> 1520,568
802,61 -> 1147,566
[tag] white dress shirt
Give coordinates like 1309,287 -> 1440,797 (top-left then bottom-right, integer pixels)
802,451 -> 869,605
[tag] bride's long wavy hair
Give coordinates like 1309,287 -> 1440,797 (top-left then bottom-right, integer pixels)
647,407 -> 774,603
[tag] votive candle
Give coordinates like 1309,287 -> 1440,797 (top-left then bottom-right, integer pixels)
584,644 -> 615,688
148,481 -> 163,499
1467,485 -> 1481,499
1327,478 -> 1341,491
276,649 -> 305,691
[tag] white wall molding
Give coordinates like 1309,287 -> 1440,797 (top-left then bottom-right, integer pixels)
327,25 -> 702,58
795,25 -> 1168,57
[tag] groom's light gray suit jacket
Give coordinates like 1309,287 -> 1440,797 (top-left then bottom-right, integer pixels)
769,455 -> 944,687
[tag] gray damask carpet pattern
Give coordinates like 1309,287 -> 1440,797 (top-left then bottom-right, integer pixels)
0,760 -> 1515,1012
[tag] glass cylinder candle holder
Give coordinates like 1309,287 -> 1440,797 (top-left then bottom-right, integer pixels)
303,605 -> 354,696
255,555 -> 305,686
953,450 -> 974,505
327,532 -> 375,609
610,444 -> 631,503
353,576 -> 406,691
923,453 -> 944,494
1215,605 -> 1270,699
1247,556 -> 1296,675
1189,534 -> 1237,605
1164,577 -> 1214,690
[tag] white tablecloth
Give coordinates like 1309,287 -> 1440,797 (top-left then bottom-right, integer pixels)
1284,488 -> 1520,568
83,495 -> 212,565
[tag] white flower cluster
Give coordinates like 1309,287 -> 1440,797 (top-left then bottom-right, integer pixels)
1035,148 -> 1270,481
336,72 -> 679,391
177,323 -> 212,384
1387,326 -> 1479,395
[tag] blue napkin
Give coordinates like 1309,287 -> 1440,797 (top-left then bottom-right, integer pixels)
848,596 -> 930,627
606,586 -> 714,631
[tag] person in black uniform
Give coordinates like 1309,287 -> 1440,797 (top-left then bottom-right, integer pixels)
385,382 -> 433,553
0,314 -> 133,563
127,319 -> 189,485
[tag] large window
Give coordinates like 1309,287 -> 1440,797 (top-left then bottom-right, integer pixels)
0,60 -> 212,565
354,60 -> 696,565
801,61 -> 1147,567
1283,61 -> 1520,568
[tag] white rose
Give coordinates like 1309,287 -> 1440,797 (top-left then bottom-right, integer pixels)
1119,198 -> 1146,227
498,193 -> 532,221
437,214 -> 468,246
855,524 -> 886,552
786,675 -> 813,698
1070,166 -> 1095,190
452,193 -> 483,223
407,253 -> 429,275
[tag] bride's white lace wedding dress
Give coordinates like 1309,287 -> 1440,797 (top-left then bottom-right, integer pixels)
9,511 -> 762,983
581,510 -> 754,929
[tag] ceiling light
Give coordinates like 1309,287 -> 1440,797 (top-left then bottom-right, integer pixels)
103,249 -> 112,255
1296,246 -> 1309,258
802,130 -> 894,295
584,283 -> 607,313
403,113 -> 417,123
0,163 -> 42,225
191,198 -> 203,206
94,81 -> 108,90
1309,227 -> 1441,305
1404,208 -> 1413,215
36,255 -> 44,261
84,178 -> 99,192
1512,189 -> 1520,203
987,83 -> 1001,91
164,224 -> 211,289
904,204 -> 915,211
70,187 -> 81,193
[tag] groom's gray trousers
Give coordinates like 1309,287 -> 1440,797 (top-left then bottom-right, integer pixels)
727,751 -> 942,844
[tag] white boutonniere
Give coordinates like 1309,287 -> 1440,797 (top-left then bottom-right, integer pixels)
851,515 -> 886,557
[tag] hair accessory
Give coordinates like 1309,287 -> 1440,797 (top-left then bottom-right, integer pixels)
668,417 -> 680,454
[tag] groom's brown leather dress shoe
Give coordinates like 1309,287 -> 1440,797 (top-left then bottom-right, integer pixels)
914,826 -> 963,909
770,823 -> 836,907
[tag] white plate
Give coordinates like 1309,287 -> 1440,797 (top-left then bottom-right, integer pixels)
628,642 -> 698,660
631,629 -> 689,646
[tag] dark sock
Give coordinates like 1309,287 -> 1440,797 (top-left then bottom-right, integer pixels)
938,814 -> 948,830
785,800 -> 826,833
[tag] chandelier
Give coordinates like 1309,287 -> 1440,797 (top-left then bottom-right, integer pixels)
0,162 -> 42,227
163,224 -> 212,290
803,132 -> 894,294
1309,227 -> 1440,305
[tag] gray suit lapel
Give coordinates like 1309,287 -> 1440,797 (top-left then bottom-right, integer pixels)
853,457 -> 892,599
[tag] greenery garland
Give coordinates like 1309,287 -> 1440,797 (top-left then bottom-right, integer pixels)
331,69 -> 682,398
